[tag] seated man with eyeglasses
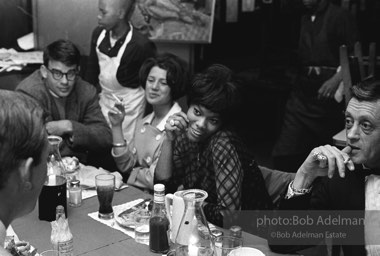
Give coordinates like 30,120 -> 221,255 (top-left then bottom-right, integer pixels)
16,39 -> 112,167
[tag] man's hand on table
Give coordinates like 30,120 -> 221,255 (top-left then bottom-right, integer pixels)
46,120 -> 73,137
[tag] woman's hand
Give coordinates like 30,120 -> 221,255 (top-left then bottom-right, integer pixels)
165,112 -> 189,141
108,103 -> 125,127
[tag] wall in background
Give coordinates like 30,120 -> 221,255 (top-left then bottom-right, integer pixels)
33,0 -> 98,56
32,0 -> 198,70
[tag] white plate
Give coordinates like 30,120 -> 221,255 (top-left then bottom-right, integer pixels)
115,214 -> 135,229
229,247 -> 265,256
114,198 -> 151,229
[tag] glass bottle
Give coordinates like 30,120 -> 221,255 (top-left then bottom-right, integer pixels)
174,189 -> 213,254
149,184 -> 170,254
51,205 -> 74,256
47,135 -> 66,177
69,179 -> 82,207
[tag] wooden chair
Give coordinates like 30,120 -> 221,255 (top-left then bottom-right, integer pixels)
332,42 -> 378,147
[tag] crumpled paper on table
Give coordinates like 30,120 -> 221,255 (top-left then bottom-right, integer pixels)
0,47 -> 43,72
0,48 -> 25,72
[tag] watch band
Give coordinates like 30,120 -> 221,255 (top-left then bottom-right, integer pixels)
285,180 -> 312,199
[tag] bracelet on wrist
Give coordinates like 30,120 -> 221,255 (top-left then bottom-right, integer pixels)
290,180 -> 312,194
113,140 -> 127,147
285,180 -> 312,199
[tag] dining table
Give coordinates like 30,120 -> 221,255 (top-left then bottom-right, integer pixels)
11,183 -> 295,256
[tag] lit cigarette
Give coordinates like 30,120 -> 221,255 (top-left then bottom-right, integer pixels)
111,93 -> 122,104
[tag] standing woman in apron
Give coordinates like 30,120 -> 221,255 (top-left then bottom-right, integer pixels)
85,0 -> 157,143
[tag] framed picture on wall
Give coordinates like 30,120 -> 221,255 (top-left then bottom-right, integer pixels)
131,0 -> 216,43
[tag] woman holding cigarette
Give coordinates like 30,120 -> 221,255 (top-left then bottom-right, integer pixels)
107,53 -> 189,191
155,64 -> 273,226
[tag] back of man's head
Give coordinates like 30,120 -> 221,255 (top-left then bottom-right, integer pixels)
0,90 -> 46,190
352,78 -> 380,102
43,39 -> 81,67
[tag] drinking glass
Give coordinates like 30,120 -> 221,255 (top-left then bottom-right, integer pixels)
167,245 -> 214,256
39,250 -> 59,256
95,173 -> 115,219
134,209 -> 150,244
213,236 -> 243,256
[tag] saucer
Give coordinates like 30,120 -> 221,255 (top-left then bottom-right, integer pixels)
229,247 -> 265,256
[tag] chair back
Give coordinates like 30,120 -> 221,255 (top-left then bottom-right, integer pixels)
259,166 -> 295,208
340,42 -> 378,107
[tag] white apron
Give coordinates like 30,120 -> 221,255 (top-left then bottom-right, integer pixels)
96,28 -> 146,143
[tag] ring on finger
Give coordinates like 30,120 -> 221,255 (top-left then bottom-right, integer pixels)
313,150 -> 327,161
169,119 -> 175,126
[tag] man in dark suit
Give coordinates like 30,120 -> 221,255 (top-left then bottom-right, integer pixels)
269,78 -> 380,256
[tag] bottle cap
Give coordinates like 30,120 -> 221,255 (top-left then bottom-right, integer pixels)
229,225 -> 242,237
154,184 -> 165,192
211,229 -> 223,237
70,179 -> 80,187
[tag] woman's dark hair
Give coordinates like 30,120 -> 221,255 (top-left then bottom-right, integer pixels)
43,39 -> 81,67
139,52 -> 189,100
187,64 -> 242,125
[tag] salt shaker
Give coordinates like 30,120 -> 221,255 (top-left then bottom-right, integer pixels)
69,179 -> 82,207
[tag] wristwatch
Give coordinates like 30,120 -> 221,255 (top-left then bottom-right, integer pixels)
285,180 -> 312,199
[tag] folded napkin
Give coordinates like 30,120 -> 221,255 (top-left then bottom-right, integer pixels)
6,225 -> 18,240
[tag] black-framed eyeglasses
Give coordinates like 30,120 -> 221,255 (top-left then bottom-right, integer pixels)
46,67 -> 78,81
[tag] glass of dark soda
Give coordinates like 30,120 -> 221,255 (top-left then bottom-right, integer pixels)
95,174 -> 115,219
